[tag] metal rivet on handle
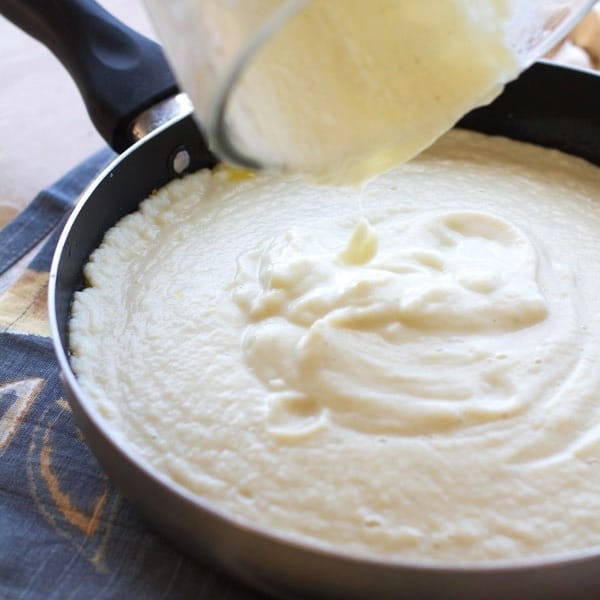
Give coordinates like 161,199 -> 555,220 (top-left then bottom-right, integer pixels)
171,147 -> 191,176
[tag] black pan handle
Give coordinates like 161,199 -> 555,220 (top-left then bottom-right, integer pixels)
1,0 -> 179,152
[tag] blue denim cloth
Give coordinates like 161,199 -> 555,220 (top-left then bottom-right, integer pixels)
0,151 -> 262,600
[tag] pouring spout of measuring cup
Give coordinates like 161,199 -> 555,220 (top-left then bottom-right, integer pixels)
144,0 -> 596,183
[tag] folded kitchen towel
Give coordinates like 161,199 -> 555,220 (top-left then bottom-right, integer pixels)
0,151 -> 261,600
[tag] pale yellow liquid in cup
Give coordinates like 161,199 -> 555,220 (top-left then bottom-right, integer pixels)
230,0 -> 522,182
149,0 -> 523,183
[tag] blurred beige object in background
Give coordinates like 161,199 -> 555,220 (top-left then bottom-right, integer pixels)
572,3 -> 600,64
548,2 -> 600,67
548,38 -> 594,67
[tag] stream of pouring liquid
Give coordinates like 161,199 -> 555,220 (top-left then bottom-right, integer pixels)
220,0 -> 523,183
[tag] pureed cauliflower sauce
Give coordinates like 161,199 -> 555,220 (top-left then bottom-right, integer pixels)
70,131 -> 600,561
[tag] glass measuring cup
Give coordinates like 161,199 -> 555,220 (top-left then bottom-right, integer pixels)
144,0 -> 596,180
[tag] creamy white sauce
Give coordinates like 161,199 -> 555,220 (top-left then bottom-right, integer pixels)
70,131 -> 600,561
233,210 -> 562,439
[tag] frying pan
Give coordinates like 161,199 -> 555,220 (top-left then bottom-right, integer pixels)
3,1 -> 600,598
